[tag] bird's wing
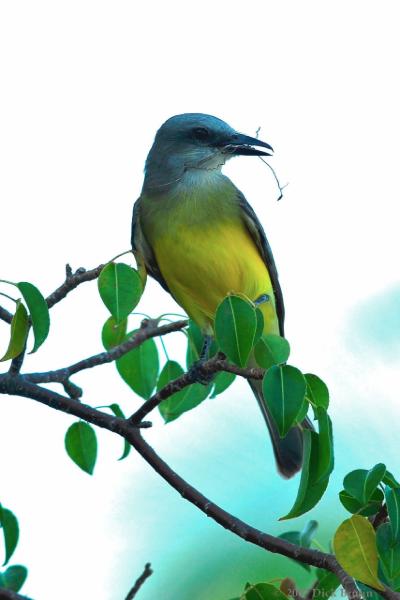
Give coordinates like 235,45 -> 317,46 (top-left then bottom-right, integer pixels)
131,197 -> 171,293
238,191 -> 285,336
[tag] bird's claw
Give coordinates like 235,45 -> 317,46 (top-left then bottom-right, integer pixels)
188,360 -> 215,386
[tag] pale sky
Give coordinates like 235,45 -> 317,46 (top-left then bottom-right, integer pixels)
0,2 -> 399,599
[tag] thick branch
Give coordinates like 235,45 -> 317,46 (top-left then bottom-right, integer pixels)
0,375 -> 362,599
125,563 -> 153,600
24,319 -> 188,385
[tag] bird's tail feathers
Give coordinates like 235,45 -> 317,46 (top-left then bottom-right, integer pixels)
249,379 -> 313,479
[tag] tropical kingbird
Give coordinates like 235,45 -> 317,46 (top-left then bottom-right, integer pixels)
132,113 -> 308,477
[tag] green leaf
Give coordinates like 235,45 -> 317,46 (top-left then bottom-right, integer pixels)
262,365 -> 306,438
215,295 -> 259,367
305,374 -> 329,409
107,403 -> 130,460
314,408 -> 334,482
280,430 -> 329,520
343,464 -> 386,506
278,530 -> 311,572
383,470 -> 400,489
98,263 -> 142,323
0,301 -> 29,361
65,422 -> 97,475
157,361 -> 210,422
278,521 -> 318,573
385,485 -> 400,543
255,308 -> 264,341
310,570 -> 340,599
0,565 -> 28,592
254,334 -> 290,369
116,334 -> 159,399
210,371 -> 236,398
0,508 -> 19,566
300,520 -> 318,547
101,317 -> 127,350
16,282 -> 50,353
376,522 -> 400,588
240,582 -> 289,600
333,515 -> 384,591
339,488 -> 384,516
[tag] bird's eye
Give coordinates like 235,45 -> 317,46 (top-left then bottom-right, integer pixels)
192,127 -> 210,141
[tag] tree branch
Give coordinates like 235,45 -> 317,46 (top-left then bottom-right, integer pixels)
45,264 -> 104,309
0,374 -> 362,599
129,354 -> 263,424
24,319 -> 188,385
125,563 -> 153,600
0,305 -> 12,325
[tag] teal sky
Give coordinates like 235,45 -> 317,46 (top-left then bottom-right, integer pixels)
1,1 -> 400,599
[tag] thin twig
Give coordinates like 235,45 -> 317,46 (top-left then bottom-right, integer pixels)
125,563 -> 153,600
24,319 -> 188,385
46,264 -> 104,309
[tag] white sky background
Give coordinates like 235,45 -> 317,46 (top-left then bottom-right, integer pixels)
0,1 -> 400,599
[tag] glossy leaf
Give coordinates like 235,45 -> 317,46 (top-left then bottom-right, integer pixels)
0,565 -> 28,592
65,422 -> 97,475
116,335 -> 159,399
215,295 -> 259,367
277,530 -> 311,572
158,361 -> 210,422
98,262 -> 142,323
262,365 -> 306,438
0,301 -> 29,362
305,374 -> 329,410
339,488 -> 384,516
385,485 -> 400,543
210,371 -> 236,398
0,508 -> 19,566
240,582 -> 289,600
333,515 -> 384,591
108,403 -> 130,460
383,470 -> 400,489
101,317 -> 127,350
314,408 -> 334,482
17,282 -> 50,352
280,430 -> 329,520
376,522 -> 400,589
278,521 -> 318,572
254,334 -> 290,369
300,520 -> 318,547
343,464 -> 386,506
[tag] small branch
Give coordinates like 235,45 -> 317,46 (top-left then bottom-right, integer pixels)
24,319 -> 188,385
46,264 -> 104,309
372,504 -> 388,529
125,563 -> 153,600
130,354 -> 263,424
0,305 -> 12,324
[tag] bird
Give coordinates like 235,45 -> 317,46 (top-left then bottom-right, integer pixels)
131,113 -> 308,478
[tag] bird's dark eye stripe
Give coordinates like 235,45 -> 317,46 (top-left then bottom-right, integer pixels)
192,127 -> 210,140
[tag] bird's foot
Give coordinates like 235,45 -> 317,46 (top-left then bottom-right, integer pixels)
187,359 -> 215,386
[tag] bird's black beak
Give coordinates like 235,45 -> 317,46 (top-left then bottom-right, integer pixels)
220,133 -> 273,157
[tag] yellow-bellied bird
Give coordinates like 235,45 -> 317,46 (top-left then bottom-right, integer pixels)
132,113 -> 309,477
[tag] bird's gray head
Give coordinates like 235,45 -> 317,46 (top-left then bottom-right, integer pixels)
142,113 -> 273,193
